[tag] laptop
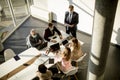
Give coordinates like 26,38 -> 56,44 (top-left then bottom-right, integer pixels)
50,43 -> 60,52
62,39 -> 68,46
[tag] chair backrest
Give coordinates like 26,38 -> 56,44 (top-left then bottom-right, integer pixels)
76,53 -> 87,62
4,49 -> 16,61
26,35 -> 32,48
63,66 -> 78,76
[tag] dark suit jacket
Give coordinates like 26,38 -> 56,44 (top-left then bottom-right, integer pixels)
44,26 -> 61,41
29,33 -> 43,47
64,11 -> 79,26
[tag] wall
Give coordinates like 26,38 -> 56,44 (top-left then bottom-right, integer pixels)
31,0 -> 120,45
31,0 -> 95,35
30,0 -> 49,22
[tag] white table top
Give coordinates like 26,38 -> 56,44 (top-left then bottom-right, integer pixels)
8,52 -> 51,80
7,30 -> 85,80
47,30 -> 70,48
8,46 -> 64,80
0,47 -> 40,78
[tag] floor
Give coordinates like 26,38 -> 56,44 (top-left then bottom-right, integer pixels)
0,16 -> 120,80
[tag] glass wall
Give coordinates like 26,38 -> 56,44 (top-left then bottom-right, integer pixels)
11,0 -> 29,25
0,0 -> 13,40
0,0 -> 31,41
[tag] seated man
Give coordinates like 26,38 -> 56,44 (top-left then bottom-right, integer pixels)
44,23 -> 63,43
36,64 -> 53,80
28,29 -> 47,50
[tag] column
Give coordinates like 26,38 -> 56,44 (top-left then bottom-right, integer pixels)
87,0 -> 118,80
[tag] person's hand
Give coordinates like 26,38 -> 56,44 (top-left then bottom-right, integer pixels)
50,39 -> 57,43
45,49 -> 50,55
38,40 -> 42,43
64,23 -> 68,26
59,35 -> 63,39
37,40 -> 41,45
69,24 -> 74,27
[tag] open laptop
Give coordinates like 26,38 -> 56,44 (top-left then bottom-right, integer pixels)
62,39 -> 69,46
50,43 -> 60,52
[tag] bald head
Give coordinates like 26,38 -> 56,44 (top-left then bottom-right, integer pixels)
30,29 -> 37,37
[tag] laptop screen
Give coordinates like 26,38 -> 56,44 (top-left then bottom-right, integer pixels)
62,39 -> 68,45
50,43 -> 60,52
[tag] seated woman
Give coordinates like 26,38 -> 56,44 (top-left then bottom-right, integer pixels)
69,37 -> 84,61
36,64 -> 53,80
57,47 -> 72,72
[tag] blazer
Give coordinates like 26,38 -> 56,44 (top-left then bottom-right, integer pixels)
44,26 -> 62,41
29,33 -> 43,47
64,11 -> 79,26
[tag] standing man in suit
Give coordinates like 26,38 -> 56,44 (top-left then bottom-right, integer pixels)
64,5 -> 79,38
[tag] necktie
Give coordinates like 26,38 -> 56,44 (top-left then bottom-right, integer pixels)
69,13 -> 72,23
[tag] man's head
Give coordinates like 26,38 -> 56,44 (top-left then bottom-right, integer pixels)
48,23 -> 54,30
38,64 -> 47,73
69,5 -> 74,12
30,29 -> 37,38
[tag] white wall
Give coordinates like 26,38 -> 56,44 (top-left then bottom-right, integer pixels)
31,0 -> 49,22
48,0 -> 95,35
31,0 -> 120,45
31,0 -> 95,35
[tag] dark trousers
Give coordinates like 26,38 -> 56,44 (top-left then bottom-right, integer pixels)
66,26 -> 77,38
36,42 -> 47,50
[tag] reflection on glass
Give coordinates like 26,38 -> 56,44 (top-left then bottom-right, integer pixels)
11,0 -> 29,25
0,0 -> 13,40
0,0 -> 31,41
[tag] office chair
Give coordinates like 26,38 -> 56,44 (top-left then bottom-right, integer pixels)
62,66 -> 79,80
26,35 -> 32,48
74,53 -> 87,67
4,49 -> 16,61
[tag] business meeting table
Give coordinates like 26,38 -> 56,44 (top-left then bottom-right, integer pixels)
0,30 -> 84,80
0,47 -> 41,80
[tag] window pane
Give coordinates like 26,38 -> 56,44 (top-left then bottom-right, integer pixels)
11,0 -> 29,25
0,0 -> 14,40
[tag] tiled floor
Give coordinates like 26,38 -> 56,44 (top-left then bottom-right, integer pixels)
1,16 -> 120,80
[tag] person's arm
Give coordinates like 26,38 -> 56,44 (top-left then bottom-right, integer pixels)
54,26 -> 62,36
29,36 -> 37,47
64,11 -> 69,24
54,26 -> 63,39
37,33 -> 43,43
44,29 -> 51,41
72,12 -> 79,26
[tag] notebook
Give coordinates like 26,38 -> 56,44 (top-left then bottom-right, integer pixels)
50,43 -> 60,52
49,58 -> 54,64
14,55 -> 20,61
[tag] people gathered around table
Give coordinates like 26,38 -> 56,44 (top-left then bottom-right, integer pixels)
0,4 -> 87,80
